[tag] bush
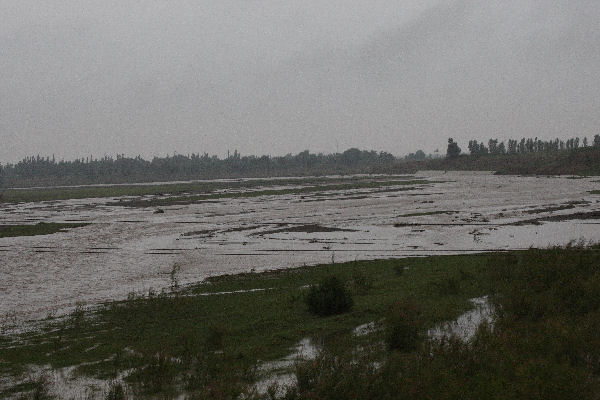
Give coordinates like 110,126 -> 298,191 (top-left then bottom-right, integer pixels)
385,301 -> 421,351
306,276 -> 353,316
205,325 -> 227,349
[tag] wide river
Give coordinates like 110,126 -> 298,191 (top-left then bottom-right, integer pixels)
1,171 -> 599,326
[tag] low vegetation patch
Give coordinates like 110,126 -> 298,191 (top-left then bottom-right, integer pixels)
524,200 -> 589,214
0,222 -> 89,238
397,210 -> 457,217
384,300 -> 421,351
255,224 -> 357,236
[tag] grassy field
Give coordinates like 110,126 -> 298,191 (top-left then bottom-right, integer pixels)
0,222 -> 89,238
1,246 -> 599,398
0,253 -> 490,398
286,245 -> 600,399
0,176 -> 419,204
4,245 -> 600,399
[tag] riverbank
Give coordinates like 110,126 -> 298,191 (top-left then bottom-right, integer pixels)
1,245 -> 599,398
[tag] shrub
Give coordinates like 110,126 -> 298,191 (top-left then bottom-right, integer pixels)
385,300 -> 421,351
205,325 -> 227,349
306,276 -> 353,316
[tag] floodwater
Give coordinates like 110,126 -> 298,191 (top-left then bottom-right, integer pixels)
428,296 -> 494,341
1,171 -> 599,326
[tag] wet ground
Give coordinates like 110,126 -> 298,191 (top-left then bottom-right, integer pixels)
1,171 -> 599,326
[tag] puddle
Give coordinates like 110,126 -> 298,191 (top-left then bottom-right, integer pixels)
5,363 -> 132,400
254,338 -> 320,397
254,319 -> 382,397
353,321 -> 379,336
428,296 -> 494,342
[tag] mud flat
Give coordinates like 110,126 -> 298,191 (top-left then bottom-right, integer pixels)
1,172 -> 600,325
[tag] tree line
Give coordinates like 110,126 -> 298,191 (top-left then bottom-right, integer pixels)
453,134 -> 600,157
0,148 -> 397,187
2,133 -> 598,188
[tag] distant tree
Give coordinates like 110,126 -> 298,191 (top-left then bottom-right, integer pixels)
498,141 -> 506,154
526,138 -> 534,152
488,138 -> 499,154
341,148 -> 362,166
468,140 -> 479,155
406,150 -> 426,161
594,135 -> 600,147
379,151 -> 396,164
446,138 -> 461,159
583,137 -> 588,147
479,142 -> 488,154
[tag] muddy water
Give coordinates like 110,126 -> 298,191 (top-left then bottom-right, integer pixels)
1,172 -> 599,325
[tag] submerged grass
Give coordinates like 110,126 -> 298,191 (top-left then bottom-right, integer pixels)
0,222 -> 89,238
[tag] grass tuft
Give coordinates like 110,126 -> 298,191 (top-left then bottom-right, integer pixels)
305,276 -> 354,317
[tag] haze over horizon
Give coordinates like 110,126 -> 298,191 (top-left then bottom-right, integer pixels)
2,0 -> 600,163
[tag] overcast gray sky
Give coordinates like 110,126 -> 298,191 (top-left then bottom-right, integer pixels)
2,0 -> 599,162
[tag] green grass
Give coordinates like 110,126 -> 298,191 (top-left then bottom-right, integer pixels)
0,222 -> 89,238
284,245 -> 600,399
0,254 -> 491,397
3,246 -> 598,398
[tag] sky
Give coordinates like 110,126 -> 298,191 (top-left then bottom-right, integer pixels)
1,0 -> 600,163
